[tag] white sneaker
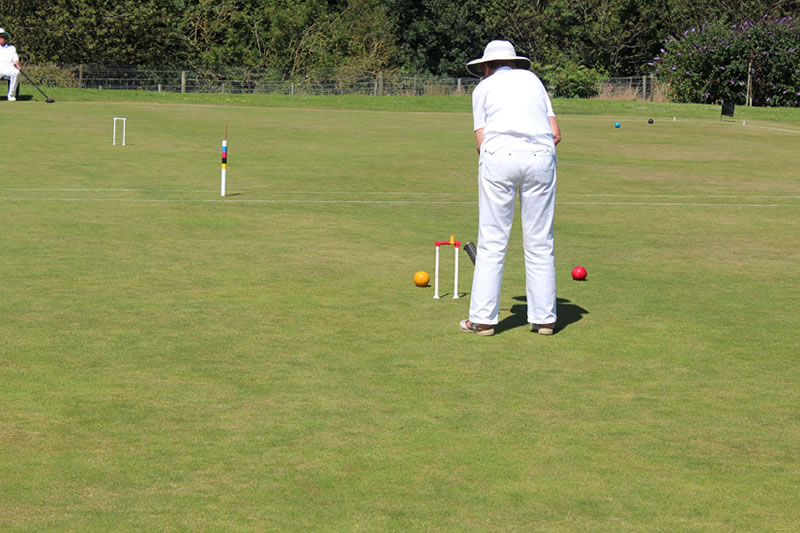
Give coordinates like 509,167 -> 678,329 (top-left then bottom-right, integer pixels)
7,96 -> 16,102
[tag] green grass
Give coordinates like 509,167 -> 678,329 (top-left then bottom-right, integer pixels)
22,86 -> 800,125
1,89 -> 799,531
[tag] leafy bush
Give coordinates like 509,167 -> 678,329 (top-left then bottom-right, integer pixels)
651,16 -> 800,106
533,60 -> 607,98
23,64 -> 78,88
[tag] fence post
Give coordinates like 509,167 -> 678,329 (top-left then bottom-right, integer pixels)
181,71 -> 186,93
746,60 -> 752,106
78,64 -> 84,88
221,82 -> 225,94
377,72 -> 384,96
642,75 -> 647,101
457,78 -> 462,94
158,83 -> 162,92
291,82 -> 295,95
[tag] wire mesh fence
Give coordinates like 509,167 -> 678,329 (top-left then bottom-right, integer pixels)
23,64 -> 482,96
22,64 -> 661,100
598,75 -> 663,101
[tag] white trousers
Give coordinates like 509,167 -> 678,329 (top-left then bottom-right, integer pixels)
469,142 -> 557,325
1,66 -> 19,99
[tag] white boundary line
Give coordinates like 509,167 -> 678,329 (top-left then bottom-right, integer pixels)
564,193 -> 800,199
720,121 -> 800,134
0,188 -> 458,196
0,187 -> 213,193
0,196 -> 472,205
1,196 -> 798,208
559,201 -> 799,207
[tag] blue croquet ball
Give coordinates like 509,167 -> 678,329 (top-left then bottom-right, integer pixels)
614,121 -> 621,128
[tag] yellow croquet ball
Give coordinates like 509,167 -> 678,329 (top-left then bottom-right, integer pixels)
414,271 -> 430,287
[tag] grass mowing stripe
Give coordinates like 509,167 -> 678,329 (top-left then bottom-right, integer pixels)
560,115 -> 800,134
5,187 -> 799,199
2,196 -> 799,208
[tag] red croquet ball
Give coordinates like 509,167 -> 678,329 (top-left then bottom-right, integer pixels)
572,266 -> 587,281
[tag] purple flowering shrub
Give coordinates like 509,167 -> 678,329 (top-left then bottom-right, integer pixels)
651,15 -> 800,106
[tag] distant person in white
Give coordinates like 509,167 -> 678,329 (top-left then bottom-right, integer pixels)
460,40 -> 561,337
0,28 -> 21,102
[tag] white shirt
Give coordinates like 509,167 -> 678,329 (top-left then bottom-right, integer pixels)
472,67 -> 556,154
0,43 -> 19,67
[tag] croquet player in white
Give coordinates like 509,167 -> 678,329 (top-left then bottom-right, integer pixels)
459,40 -> 561,336
0,28 -> 21,102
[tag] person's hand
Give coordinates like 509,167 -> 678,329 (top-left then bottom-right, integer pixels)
548,116 -> 561,146
475,128 -> 484,155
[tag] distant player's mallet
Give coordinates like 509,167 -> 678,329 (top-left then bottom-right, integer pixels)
18,69 -> 55,103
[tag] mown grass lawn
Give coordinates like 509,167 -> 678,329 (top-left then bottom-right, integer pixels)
1,88 -> 799,531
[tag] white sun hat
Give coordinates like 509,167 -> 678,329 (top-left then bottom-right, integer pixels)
466,40 -> 531,77
0,28 -> 10,40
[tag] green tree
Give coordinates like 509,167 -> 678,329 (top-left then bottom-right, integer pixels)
180,0 -> 396,80
482,0 -> 667,75
289,0 -> 397,81
384,0 -> 489,76
5,0 -> 799,85
2,0 -> 185,65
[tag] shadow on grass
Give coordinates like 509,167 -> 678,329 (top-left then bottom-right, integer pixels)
494,296 -> 589,335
